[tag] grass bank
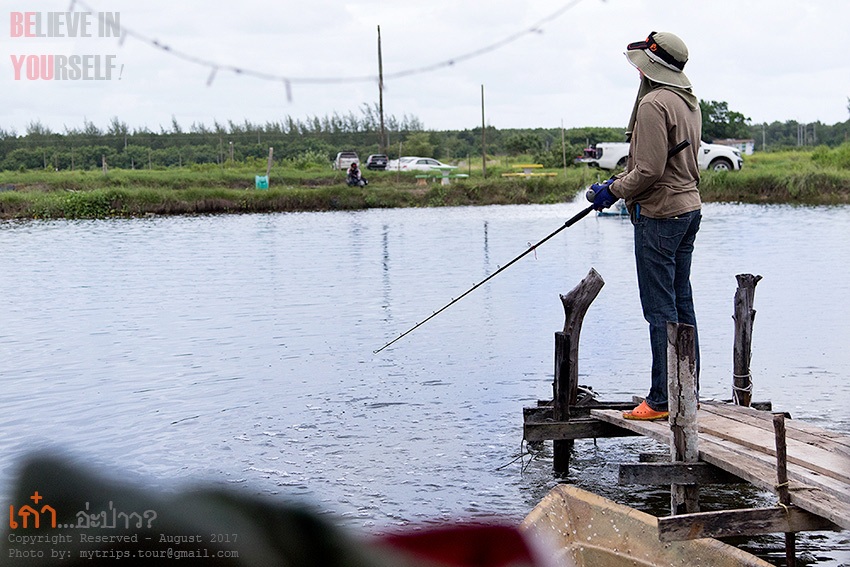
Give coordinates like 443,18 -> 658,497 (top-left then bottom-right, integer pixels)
1,150 -> 849,220
699,149 -> 850,205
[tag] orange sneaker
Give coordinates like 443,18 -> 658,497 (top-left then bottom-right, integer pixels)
623,400 -> 669,421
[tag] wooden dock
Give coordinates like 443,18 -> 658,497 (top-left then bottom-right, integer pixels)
521,269 -> 848,559
591,401 -> 850,532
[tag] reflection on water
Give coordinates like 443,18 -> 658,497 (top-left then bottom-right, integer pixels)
1,203 -> 849,563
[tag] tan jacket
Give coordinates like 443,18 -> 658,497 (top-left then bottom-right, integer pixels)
610,88 -> 702,218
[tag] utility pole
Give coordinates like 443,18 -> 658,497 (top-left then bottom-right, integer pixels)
377,25 -> 386,154
561,119 -> 567,175
481,84 -> 486,178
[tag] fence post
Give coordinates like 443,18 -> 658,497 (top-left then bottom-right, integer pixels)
559,268 -> 605,414
552,268 -> 605,476
553,332 -> 572,475
773,413 -> 797,567
733,273 -> 762,406
668,322 -> 699,515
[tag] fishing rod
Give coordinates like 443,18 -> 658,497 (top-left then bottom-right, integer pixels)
374,139 -> 693,354
373,203 -> 594,354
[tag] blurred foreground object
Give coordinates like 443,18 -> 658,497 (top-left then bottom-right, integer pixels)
3,454 -> 551,566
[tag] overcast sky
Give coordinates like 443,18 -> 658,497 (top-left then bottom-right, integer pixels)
2,0 -> 849,136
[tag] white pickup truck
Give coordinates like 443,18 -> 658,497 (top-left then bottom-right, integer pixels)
576,141 -> 743,172
333,151 -> 360,170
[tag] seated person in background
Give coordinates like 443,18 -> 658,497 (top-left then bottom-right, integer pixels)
347,163 -> 368,187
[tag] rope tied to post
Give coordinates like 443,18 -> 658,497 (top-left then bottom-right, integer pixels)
732,377 -> 753,404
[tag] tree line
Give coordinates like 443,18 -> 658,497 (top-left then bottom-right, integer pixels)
1,101 -> 848,172
700,100 -> 850,148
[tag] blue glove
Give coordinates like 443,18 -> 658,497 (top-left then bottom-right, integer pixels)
589,179 -> 616,211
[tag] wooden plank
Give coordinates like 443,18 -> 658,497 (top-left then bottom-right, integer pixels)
698,445 -> 849,530
523,419 -> 639,442
697,411 -> 850,484
523,406 -> 550,421
591,408 -> 671,443
702,402 -> 850,451
611,405 -> 850,503
619,462 -> 741,485
657,506 -> 838,542
696,430 -> 850,505
701,402 -> 850,456
639,453 -> 670,462
698,437 -> 850,529
590,409 -> 850,530
684,404 -> 850,502
524,402 -> 637,420
710,401 -> 774,411
701,402 -> 850,459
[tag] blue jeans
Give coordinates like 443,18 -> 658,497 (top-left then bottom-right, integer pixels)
633,209 -> 701,411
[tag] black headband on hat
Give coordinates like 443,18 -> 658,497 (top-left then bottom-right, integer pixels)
626,31 -> 686,71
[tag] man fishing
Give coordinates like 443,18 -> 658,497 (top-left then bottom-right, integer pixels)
589,31 -> 702,420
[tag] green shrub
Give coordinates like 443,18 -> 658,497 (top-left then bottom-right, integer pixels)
811,142 -> 850,169
286,150 -> 330,170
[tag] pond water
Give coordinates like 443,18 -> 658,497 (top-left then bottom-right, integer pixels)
1,200 -> 848,564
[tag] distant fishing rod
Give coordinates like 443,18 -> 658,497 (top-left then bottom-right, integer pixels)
373,139 -> 692,354
373,203 -> 594,354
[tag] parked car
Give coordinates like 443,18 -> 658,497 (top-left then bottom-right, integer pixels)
333,151 -> 359,170
365,154 -> 388,170
575,141 -> 743,172
698,142 -> 743,171
387,156 -> 417,170
391,157 -> 457,171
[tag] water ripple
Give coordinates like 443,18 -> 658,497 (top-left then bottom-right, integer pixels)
1,206 -> 849,563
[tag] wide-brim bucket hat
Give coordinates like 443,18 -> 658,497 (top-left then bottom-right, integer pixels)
625,31 -> 691,88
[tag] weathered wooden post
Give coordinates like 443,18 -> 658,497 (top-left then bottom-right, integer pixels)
553,332 -> 571,474
773,413 -> 796,567
668,322 -> 699,515
553,268 -> 605,475
266,147 -> 274,179
733,273 -> 762,406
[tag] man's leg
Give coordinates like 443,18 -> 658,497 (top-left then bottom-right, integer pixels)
634,212 -> 702,411
674,211 -> 701,383
634,216 -> 678,412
